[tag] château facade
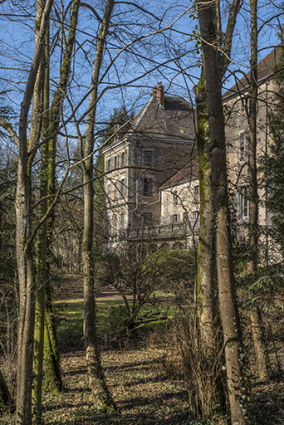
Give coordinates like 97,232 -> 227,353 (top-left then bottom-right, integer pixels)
103,46 -> 282,259
103,82 -> 197,252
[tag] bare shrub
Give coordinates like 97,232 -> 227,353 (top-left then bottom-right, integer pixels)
176,314 -> 226,421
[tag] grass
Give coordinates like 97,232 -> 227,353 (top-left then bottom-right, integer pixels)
55,294 -> 179,347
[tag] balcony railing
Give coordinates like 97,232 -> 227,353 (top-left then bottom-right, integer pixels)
108,220 -> 199,242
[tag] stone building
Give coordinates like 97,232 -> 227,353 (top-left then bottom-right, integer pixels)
103,82 -> 196,252
103,46 -> 282,258
223,46 -> 281,262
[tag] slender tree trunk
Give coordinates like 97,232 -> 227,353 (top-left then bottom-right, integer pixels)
192,0 -> 242,417
15,166 -> 35,425
32,20 -> 50,420
197,1 -> 246,423
15,2 -> 54,423
44,0 -> 80,393
247,0 -> 269,381
195,76 -> 227,414
195,75 -> 219,349
82,0 -> 116,410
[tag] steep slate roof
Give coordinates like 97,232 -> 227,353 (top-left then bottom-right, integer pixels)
130,92 -> 195,141
160,155 -> 199,189
223,45 -> 283,99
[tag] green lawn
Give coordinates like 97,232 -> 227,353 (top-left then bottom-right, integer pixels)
54,294 -> 178,345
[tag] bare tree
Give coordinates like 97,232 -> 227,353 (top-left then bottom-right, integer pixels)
0,2 -> 55,422
196,0 -> 246,423
81,0 -> 117,410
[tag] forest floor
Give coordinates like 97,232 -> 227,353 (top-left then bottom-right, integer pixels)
1,275 -> 284,424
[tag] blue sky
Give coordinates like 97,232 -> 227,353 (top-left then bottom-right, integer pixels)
0,0 -> 282,147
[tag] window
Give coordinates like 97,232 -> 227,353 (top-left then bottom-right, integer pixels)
142,212 -> 152,226
114,155 -> 118,169
113,184 -> 117,200
142,149 -> 157,167
113,213 -> 117,234
183,212 -> 188,222
241,95 -> 250,111
173,191 -> 178,204
239,131 -> 247,161
171,214 -> 179,224
142,177 -> 153,196
121,151 -> 125,167
194,210 -> 199,220
194,185 -> 199,196
120,212 -> 125,228
107,159 -> 111,171
143,150 -> 153,167
107,184 -> 111,198
121,178 -> 126,197
241,186 -> 249,218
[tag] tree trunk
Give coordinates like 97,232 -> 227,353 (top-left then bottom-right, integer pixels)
15,162 -> 36,425
197,1 -> 247,422
15,2 -> 54,423
32,19 -> 50,420
82,0 -> 116,410
44,283 -> 63,393
194,0 -> 243,410
247,0 -> 269,381
195,74 -> 219,349
195,75 -> 226,415
44,0 -> 80,393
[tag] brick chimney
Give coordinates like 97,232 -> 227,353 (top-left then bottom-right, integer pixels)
156,82 -> 165,108
151,82 -> 165,108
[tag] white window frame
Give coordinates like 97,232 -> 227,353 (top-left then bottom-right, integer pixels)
240,186 -> 249,219
173,191 -> 178,204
